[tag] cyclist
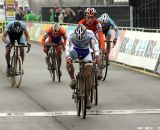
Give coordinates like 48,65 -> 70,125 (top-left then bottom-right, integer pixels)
66,24 -> 100,109
98,13 -> 119,53
2,20 -> 30,77
79,8 -> 106,80
41,23 -> 67,74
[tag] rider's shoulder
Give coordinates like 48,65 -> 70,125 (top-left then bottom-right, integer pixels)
79,19 -> 85,24
94,19 -> 100,24
86,30 -> 95,39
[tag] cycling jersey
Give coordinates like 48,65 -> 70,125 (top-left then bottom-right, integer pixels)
3,21 -> 29,45
79,19 -> 105,50
42,26 -> 67,47
66,29 -> 99,60
98,17 -> 119,39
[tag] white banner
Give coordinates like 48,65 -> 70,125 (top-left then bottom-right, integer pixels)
117,30 -> 160,71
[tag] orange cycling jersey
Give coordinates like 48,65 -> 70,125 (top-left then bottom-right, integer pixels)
42,26 -> 67,47
79,19 -> 105,49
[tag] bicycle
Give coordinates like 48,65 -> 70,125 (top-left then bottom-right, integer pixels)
99,40 -> 113,81
10,40 -> 30,88
46,44 -> 61,82
72,59 -> 94,119
90,52 -> 98,105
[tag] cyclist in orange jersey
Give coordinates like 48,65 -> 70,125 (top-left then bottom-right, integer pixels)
79,8 -> 105,51
41,23 -> 67,74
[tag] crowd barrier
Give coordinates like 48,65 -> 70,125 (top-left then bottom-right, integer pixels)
0,21 -> 159,74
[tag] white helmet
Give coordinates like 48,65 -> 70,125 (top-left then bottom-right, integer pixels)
52,23 -> 61,33
74,24 -> 87,41
100,13 -> 110,23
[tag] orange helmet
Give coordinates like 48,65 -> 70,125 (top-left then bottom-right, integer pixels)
84,8 -> 97,16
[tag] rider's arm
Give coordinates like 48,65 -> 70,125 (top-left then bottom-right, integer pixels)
41,32 -> 48,47
60,28 -> 67,46
24,31 -> 30,44
91,37 -> 100,56
21,22 -> 30,43
2,22 -> 12,44
97,23 -> 105,50
109,18 -> 119,40
2,31 -> 9,44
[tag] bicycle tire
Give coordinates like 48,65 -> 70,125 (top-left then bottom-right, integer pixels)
16,56 -> 23,88
10,56 -> 16,87
93,68 -> 98,105
81,75 -> 87,119
102,53 -> 109,81
76,76 -> 81,116
100,53 -> 109,81
55,55 -> 61,82
49,55 -> 56,81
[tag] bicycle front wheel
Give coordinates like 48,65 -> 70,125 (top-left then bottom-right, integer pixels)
49,55 -> 56,81
55,55 -> 61,82
76,77 -> 81,116
101,53 -> 109,81
10,56 -> 16,87
93,68 -> 98,105
15,56 -> 23,88
81,76 -> 87,119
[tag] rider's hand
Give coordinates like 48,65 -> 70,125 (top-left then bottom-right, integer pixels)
8,43 -> 12,48
113,39 -> 117,46
27,43 -> 31,48
95,55 -> 102,64
66,56 -> 72,64
101,48 -> 106,54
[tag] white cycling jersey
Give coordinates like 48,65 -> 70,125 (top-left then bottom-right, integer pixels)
66,29 -> 100,59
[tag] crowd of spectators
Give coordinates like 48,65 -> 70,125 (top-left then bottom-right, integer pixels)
15,9 -> 41,21
49,7 -> 84,23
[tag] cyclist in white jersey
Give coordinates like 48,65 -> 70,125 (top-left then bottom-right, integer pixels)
66,24 -> 100,109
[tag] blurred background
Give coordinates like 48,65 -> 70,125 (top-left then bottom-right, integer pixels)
0,0 -> 159,29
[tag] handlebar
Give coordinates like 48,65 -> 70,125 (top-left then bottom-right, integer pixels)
72,59 -> 95,64
105,40 -> 113,43
13,44 -> 31,53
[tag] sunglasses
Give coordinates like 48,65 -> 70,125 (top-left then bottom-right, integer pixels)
86,16 -> 95,19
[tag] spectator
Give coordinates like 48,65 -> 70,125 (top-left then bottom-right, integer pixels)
23,10 -> 36,21
58,8 -> 64,23
54,7 -> 60,22
49,8 -> 55,22
64,8 -> 76,23
77,6 -> 84,22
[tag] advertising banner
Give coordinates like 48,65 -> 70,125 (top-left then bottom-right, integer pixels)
110,30 -> 126,61
117,31 -> 160,71
5,0 -> 15,21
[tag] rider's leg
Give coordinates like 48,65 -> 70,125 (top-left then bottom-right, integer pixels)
66,63 -> 76,89
55,41 -> 63,67
84,53 -> 93,109
19,47 -> 24,63
66,48 -> 77,89
106,29 -> 112,54
5,46 -> 11,68
44,37 -> 51,65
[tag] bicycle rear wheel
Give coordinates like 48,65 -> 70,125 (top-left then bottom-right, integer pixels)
100,53 -> 109,81
81,75 -> 87,119
49,55 -> 56,81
